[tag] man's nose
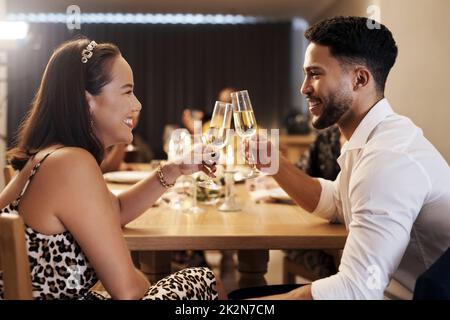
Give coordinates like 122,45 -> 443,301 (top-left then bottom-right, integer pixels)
300,79 -> 312,96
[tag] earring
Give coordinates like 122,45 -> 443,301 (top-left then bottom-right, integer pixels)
89,117 -> 95,132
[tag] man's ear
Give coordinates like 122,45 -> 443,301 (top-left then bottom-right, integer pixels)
352,67 -> 371,91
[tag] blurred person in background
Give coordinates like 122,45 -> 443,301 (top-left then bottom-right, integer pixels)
100,111 -> 153,173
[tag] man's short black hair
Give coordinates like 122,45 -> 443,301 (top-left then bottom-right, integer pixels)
305,16 -> 398,93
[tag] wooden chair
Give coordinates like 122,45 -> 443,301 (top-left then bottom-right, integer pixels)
3,165 -> 17,186
0,214 -> 33,299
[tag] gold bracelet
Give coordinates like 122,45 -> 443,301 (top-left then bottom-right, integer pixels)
157,165 -> 175,189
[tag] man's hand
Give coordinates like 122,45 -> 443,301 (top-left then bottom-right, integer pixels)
244,133 -> 280,175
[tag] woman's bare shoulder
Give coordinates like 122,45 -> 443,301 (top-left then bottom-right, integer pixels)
36,147 -> 104,191
38,147 -> 110,216
49,146 -> 97,163
42,147 -> 100,173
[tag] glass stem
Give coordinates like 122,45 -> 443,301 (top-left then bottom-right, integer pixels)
224,171 -> 233,201
246,137 -> 257,170
192,177 -> 198,207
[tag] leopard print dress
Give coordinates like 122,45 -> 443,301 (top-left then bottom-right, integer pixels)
0,148 -> 218,300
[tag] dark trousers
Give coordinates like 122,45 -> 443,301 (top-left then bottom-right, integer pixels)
413,247 -> 450,300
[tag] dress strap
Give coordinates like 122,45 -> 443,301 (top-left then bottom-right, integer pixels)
11,146 -> 65,208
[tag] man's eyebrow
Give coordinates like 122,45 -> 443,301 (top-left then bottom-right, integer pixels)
120,83 -> 134,89
304,66 -> 324,73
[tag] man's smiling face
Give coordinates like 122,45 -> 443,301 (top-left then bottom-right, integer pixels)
301,43 -> 354,129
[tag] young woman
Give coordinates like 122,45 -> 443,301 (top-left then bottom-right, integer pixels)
0,38 -> 224,300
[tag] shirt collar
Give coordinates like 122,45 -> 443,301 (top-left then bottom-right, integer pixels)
341,98 -> 394,153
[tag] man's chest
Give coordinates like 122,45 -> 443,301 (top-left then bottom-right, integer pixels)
337,150 -> 364,226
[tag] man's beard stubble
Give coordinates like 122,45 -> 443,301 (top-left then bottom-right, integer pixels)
311,90 -> 352,130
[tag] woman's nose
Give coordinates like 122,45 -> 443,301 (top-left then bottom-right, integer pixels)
134,97 -> 142,112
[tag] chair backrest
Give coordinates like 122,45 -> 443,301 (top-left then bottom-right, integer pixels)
0,214 -> 33,300
3,165 -> 17,186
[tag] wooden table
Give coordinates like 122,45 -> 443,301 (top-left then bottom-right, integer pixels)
110,177 -> 347,288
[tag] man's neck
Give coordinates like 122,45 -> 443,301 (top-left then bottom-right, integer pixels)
338,95 -> 384,140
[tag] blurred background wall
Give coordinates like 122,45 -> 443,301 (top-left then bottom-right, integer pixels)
1,0 -> 449,184
5,20 -> 292,159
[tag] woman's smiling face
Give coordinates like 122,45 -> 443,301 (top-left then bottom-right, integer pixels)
87,55 -> 142,148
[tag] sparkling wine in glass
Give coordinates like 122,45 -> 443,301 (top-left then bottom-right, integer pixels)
231,90 -> 260,178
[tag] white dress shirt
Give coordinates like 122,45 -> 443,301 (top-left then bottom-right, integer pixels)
310,98 -> 450,300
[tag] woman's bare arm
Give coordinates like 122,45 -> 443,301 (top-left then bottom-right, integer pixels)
115,163 -> 182,225
114,143 -> 217,226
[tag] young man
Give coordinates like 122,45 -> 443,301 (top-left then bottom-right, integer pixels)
260,16 -> 450,299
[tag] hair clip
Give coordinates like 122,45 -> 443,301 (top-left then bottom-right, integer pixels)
81,41 -> 98,63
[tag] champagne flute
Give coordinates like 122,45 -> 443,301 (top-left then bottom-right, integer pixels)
231,90 -> 260,178
197,101 -> 233,190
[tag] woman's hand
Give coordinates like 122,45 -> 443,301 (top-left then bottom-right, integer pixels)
176,143 -> 218,178
178,160 -> 217,178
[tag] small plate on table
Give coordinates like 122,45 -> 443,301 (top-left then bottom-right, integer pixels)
103,171 -> 151,184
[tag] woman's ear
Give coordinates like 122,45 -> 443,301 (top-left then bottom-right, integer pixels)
85,90 -> 96,113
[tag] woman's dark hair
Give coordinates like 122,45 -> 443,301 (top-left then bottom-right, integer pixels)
7,38 -> 121,170
305,16 -> 398,93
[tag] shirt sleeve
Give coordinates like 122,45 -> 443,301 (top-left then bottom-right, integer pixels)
311,150 -> 430,299
312,175 -> 344,223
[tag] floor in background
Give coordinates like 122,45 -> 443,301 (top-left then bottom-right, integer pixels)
205,250 -> 285,294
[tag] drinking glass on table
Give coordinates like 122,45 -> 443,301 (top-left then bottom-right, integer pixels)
231,90 -> 261,179
165,129 -> 205,213
169,174 -> 204,213
167,128 -> 191,163
197,101 -> 233,190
